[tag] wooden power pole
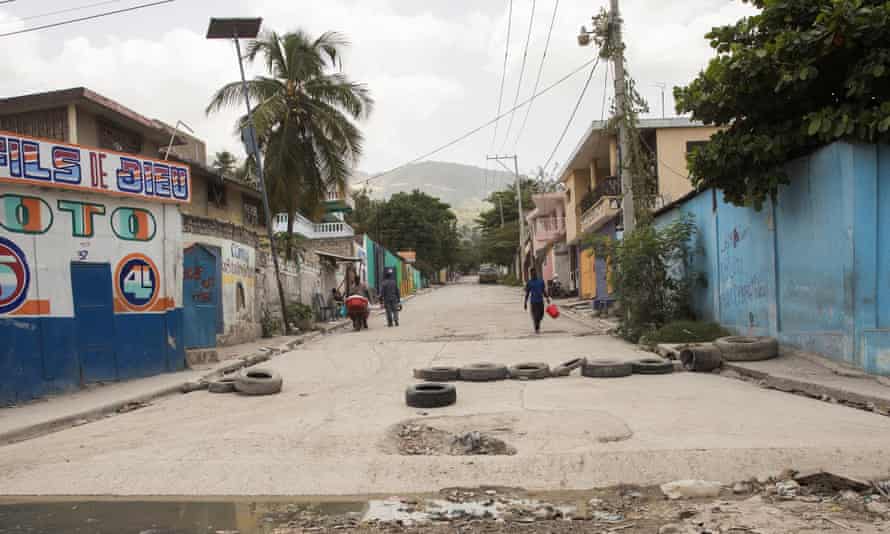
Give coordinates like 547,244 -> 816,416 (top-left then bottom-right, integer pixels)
610,0 -> 635,233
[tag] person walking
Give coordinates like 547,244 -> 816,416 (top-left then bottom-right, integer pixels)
353,274 -> 370,329
381,269 -> 401,327
524,267 -> 550,334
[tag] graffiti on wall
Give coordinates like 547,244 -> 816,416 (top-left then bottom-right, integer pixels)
0,132 -> 191,203
0,194 -> 155,241
184,263 -> 216,304
222,243 -> 251,278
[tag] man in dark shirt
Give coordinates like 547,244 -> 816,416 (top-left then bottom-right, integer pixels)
524,267 -> 550,334
381,270 -> 401,327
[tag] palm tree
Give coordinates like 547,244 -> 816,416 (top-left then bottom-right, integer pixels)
206,30 -> 373,259
211,150 -> 238,177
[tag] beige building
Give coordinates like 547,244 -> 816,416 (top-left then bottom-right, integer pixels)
557,117 -> 718,298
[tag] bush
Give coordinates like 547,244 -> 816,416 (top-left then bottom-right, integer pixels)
286,302 -> 314,324
260,306 -> 281,338
588,214 -> 698,343
642,320 -> 730,345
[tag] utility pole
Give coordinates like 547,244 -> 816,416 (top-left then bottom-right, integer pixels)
610,0 -> 635,233
487,154 -> 524,280
654,82 -> 666,119
498,194 -> 505,227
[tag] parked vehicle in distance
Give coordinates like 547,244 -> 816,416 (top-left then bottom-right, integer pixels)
478,265 -> 498,284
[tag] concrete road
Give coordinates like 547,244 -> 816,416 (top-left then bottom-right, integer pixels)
2,280 -> 890,496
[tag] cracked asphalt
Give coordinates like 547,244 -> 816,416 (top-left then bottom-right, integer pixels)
2,279 -> 890,496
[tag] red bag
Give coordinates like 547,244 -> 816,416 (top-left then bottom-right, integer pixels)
546,304 -> 560,319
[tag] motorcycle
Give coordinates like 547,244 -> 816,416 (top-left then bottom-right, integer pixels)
548,278 -> 565,299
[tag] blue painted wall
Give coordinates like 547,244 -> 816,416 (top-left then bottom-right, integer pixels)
655,142 -> 890,375
0,310 -> 183,405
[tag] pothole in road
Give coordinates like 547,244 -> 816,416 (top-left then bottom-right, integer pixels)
390,423 -> 517,456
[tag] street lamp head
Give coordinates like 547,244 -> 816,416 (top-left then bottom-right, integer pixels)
206,17 -> 262,39
577,27 -> 591,47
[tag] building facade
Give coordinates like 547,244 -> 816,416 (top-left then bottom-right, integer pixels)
558,118 -> 718,304
0,90 -> 192,403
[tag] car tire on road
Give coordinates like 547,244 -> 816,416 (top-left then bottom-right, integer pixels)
405,383 -> 457,408
208,377 -> 237,393
413,366 -> 460,382
631,357 -> 674,375
234,368 -> 283,395
679,344 -> 723,372
581,359 -> 633,378
714,336 -> 778,362
509,362 -> 551,380
459,363 -> 509,381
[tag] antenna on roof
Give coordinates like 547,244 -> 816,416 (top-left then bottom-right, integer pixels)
163,120 -> 195,161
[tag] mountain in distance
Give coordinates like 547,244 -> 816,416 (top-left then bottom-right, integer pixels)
351,161 -> 516,224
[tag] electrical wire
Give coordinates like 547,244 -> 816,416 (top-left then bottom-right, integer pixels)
499,0 -> 536,151
0,0 -> 174,38
488,0 -> 513,156
357,55 -> 600,185
12,0 -> 127,23
542,55 -> 602,172
512,0 -> 559,152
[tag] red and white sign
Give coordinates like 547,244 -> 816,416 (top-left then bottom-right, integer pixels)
0,131 -> 191,204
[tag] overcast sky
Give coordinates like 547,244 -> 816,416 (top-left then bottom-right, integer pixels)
0,0 -> 755,187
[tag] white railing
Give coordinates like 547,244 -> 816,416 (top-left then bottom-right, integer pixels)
536,216 -> 566,237
325,190 -> 342,202
273,213 -> 355,239
580,196 -> 622,233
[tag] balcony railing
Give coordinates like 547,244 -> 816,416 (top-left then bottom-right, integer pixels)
273,213 -> 355,239
534,215 -> 566,241
581,195 -> 622,233
580,176 -> 621,213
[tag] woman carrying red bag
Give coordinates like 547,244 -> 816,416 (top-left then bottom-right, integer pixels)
523,267 -> 551,334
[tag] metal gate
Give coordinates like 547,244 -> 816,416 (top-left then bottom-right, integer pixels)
183,244 -> 219,348
71,262 -> 117,383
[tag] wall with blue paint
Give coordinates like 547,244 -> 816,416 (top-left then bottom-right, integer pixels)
655,142 -> 890,375
0,184 -> 185,405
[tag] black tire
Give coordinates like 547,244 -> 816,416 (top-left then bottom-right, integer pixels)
235,368 -> 283,395
558,357 -> 586,371
631,357 -> 674,375
208,377 -> 237,393
406,383 -> 457,408
459,363 -> 509,381
413,366 -> 460,381
509,362 -> 550,379
679,344 -> 723,372
581,359 -> 633,378
714,336 -> 778,362
551,365 -> 572,377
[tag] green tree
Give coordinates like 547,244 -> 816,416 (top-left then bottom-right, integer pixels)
675,0 -> 890,209
207,30 -> 373,258
211,150 -> 238,177
345,187 -> 379,236
475,178 -> 541,269
367,190 -> 459,275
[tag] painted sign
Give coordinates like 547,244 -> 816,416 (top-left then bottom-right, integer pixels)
0,236 -> 30,314
115,253 -> 160,311
0,131 -> 191,204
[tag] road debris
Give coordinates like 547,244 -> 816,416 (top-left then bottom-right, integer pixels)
393,423 -> 516,456
660,479 -> 723,500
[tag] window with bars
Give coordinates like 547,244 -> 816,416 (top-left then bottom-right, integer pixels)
98,120 -> 142,154
0,108 -> 68,141
243,197 -> 262,226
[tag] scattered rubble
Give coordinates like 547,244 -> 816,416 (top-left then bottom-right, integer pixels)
660,479 -> 723,500
393,423 -> 516,456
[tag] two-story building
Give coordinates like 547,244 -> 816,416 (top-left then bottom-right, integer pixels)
524,192 -> 569,285
0,87 -> 193,403
558,117 -> 718,304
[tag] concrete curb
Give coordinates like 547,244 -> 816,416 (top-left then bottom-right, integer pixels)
0,332 -> 320,448
723,362 -> 890,415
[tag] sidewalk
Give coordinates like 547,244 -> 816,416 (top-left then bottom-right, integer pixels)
0,333 -> 323,446
658,342 -> 890,414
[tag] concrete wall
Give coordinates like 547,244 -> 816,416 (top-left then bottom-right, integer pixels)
654,141 -> 890,375
655,126 -> 719,204
565,170 -> 589,244
0,184 -> 185,404
182,215 -> 262,346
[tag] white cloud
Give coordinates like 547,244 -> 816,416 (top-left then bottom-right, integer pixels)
0,0 -> 757,176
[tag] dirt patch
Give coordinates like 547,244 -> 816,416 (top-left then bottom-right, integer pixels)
392,423 -> 516,456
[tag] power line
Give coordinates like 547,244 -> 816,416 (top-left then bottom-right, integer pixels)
11,0 -> 127,24
0,0 -> 174,38
489,0 -> 513,156
542,55 -> 602,172
499,0 -> 536,151
512,0 -> 559,151
358,55 -> 599,186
